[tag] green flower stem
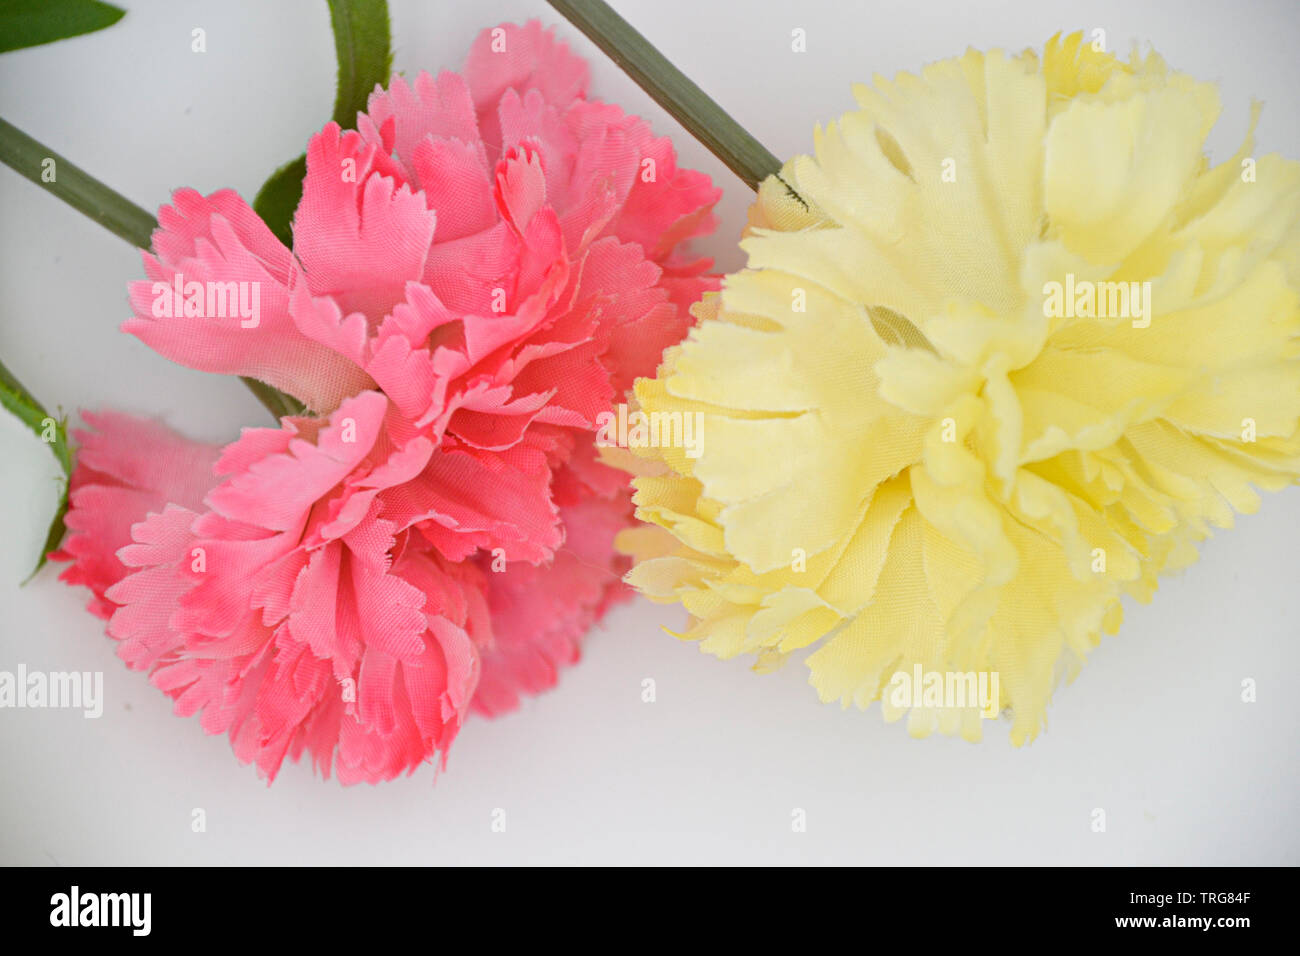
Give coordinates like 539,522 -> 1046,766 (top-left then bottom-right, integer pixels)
0,357 -> 71,476
0,116 -> 155,247
0,355 -> 72,580
545,0 -> 781,191
0,116 -> 302,419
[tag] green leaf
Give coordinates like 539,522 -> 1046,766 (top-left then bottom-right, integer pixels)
327,0 -> 392,128
240,376 -> 305,419
251,154 -> 306,249
0,359 -> 71,474
252,0 -> 391,244
0,0 -> 125,55
28,493 -> 69,583
0,357 -> 73,580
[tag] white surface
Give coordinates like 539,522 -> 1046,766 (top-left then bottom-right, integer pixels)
2,0 -> 1298,865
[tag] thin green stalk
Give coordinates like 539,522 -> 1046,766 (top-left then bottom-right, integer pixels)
0,116 -> 302,419
0,116 -> 155,247
545,0 -> 781,191
0,355 -> 72,580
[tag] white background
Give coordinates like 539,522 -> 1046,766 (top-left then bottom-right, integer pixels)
1,0 -> 1298,865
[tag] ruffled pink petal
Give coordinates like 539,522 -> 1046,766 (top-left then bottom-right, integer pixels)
496,89 -> 581,210
124,189 -> 373,414
206,390 -> 387,529
388,442 -> 561,563
474,492 -> 633,716
294,123 -> 437,322
102,505 -> 203,668
52,411 -> 221,618
362,71 -> 484,181
607,126 -> 722,263
407,137 -> 497,241
421,220 -> 523,315
462,19 -> 589,153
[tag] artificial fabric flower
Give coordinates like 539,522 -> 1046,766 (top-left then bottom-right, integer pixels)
58,397 -> 489,784
54,20 -> 718,782
619,32 -> 1300,744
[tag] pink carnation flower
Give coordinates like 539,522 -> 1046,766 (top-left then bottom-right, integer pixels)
61,397 -> 488,784
54,20 -> 718,783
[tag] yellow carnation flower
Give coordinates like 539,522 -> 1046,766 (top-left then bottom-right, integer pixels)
617,33 -> 1300,744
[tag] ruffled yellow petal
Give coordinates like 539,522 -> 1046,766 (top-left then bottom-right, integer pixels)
620,32 -> 1300,745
